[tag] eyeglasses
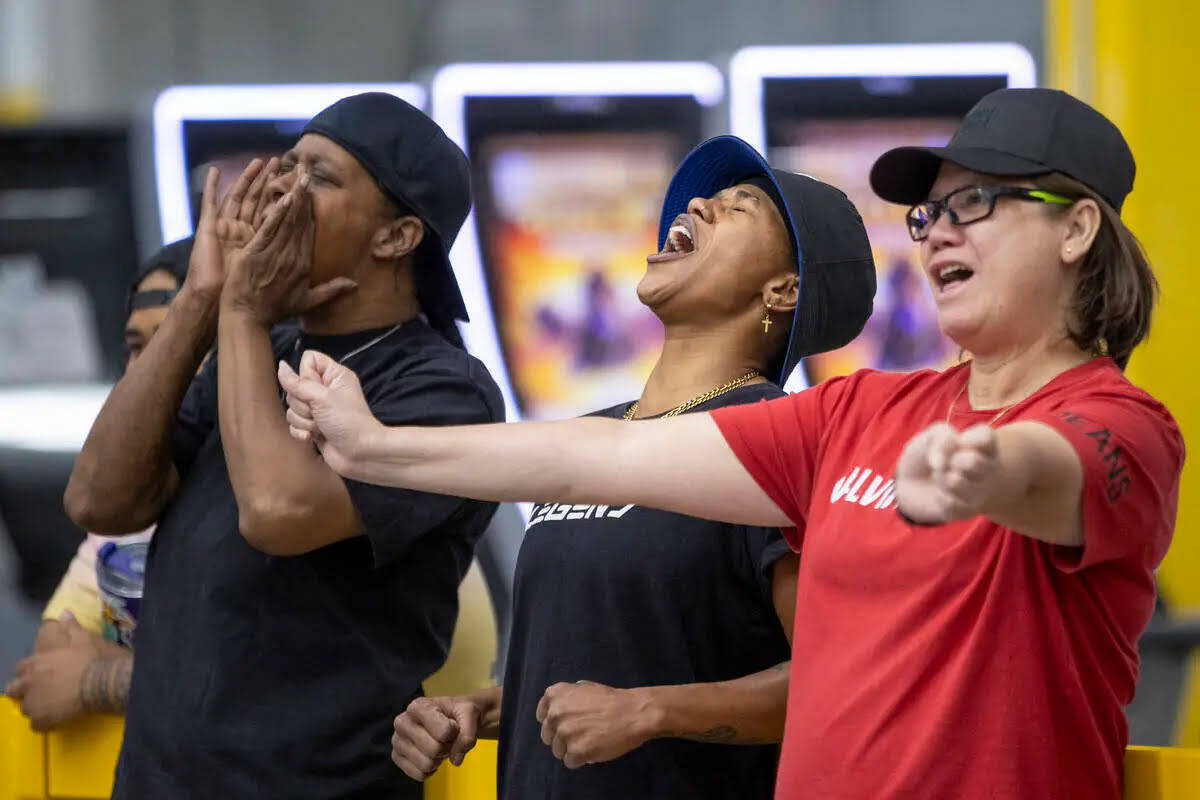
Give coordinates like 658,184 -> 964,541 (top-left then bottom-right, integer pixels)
905,184 -> 1074,242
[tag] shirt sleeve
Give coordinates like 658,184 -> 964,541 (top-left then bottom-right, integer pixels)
740,525 -> 796,607
1027,392 -> 1184,572
172,353 -> 219,478
710,375 -> 854,547
351,363 -> 502,568
42,535 -> 105,634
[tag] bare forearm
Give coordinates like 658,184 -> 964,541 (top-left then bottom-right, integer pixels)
79,652 -> 133,716
217,309 -> 297,500
217,311 -> 326,503
347,413 -> 787,527
354,420 -> 595,503
980,423 -> 1083,545
637,662 -> 790,746
65,288 -> 216,532
218,309 -> 356,550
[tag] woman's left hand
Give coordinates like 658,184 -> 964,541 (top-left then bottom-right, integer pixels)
894,422 -> 1001,525
535,680 -> 659,769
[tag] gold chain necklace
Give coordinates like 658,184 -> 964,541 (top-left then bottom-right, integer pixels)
624,371 -> 760,421
946,378 -> 1018,427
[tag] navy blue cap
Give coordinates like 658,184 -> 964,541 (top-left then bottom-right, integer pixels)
658,135 -> 876,385
302,92 -> 472,346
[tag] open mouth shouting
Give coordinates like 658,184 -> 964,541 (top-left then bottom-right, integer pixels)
647,214 -> 697,263
930,262 -> 975,299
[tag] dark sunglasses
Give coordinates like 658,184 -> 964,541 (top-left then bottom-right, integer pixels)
906,184 -> 1074,242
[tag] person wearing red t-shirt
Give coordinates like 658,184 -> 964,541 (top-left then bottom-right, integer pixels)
277,89 -> 1184,799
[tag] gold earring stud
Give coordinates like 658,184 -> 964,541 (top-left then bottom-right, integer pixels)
762,302 -> 773,334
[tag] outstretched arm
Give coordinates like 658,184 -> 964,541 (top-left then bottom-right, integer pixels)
895,422 -> 1085,545
278,352 -> 791,528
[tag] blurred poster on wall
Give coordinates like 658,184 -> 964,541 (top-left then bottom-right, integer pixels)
460,88 -> 709,419
761,74 -> 1012,385
771,116 -> 961,383
474,131 -> 674,419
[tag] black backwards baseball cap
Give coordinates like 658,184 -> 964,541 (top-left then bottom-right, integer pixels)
870,88 -> 1136,212
658,135 -> 876,386
127,236 -> 193,315
302,92 -> 473,346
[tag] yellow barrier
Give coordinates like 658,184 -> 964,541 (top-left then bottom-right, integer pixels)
1125,746 -> 1200,798
0,697 -> 45,800
424,739 -> 499,800
2,698 -> 1197,799
0,560 -> 502,797
0,697 -> 496,799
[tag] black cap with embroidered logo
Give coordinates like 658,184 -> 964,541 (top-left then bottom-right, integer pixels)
870,88 -> 1136,212
303,92 -> 472,346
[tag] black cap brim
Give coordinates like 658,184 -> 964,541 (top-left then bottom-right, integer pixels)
870,146 -> 1054,205
658,136 -> 806,386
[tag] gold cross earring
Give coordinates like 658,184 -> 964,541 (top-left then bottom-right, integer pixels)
762,302 -> 773,334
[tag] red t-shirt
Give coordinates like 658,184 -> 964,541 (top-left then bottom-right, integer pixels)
711,358 -> 1184,800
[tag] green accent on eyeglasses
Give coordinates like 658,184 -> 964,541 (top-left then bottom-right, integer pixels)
1025,189 -> 1074,205
905,184 -> 1077,241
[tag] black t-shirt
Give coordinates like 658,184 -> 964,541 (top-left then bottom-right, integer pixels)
113,319 -> 504,800
499,383 -> 794,800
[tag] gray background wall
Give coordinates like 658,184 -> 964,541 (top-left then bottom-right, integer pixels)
21,0 -> 1043,117
6,0 -> 1042,251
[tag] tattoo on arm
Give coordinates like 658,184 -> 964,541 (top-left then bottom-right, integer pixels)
80,653 -> 133,715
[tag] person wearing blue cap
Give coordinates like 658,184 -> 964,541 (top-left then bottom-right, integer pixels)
64,93 -> 503,799
282,134 -> 875,799
281,89 -> 1184,799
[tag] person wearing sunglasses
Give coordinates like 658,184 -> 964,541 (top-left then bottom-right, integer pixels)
279,89 -> 1183,799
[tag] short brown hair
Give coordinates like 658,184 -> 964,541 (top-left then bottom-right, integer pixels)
1028,173 -> 1158,369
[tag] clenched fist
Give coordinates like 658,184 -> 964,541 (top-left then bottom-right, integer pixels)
391,695 -> 484,781
895,423 -> 1000,525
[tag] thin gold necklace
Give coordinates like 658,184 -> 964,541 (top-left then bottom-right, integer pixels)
624,370 -> 760,421
946,378 -> 1018,427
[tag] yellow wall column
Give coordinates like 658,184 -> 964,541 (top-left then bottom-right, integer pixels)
1047,0 -> 1200,610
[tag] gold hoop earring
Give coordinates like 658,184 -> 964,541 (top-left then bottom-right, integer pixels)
761,302 -> 773,334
